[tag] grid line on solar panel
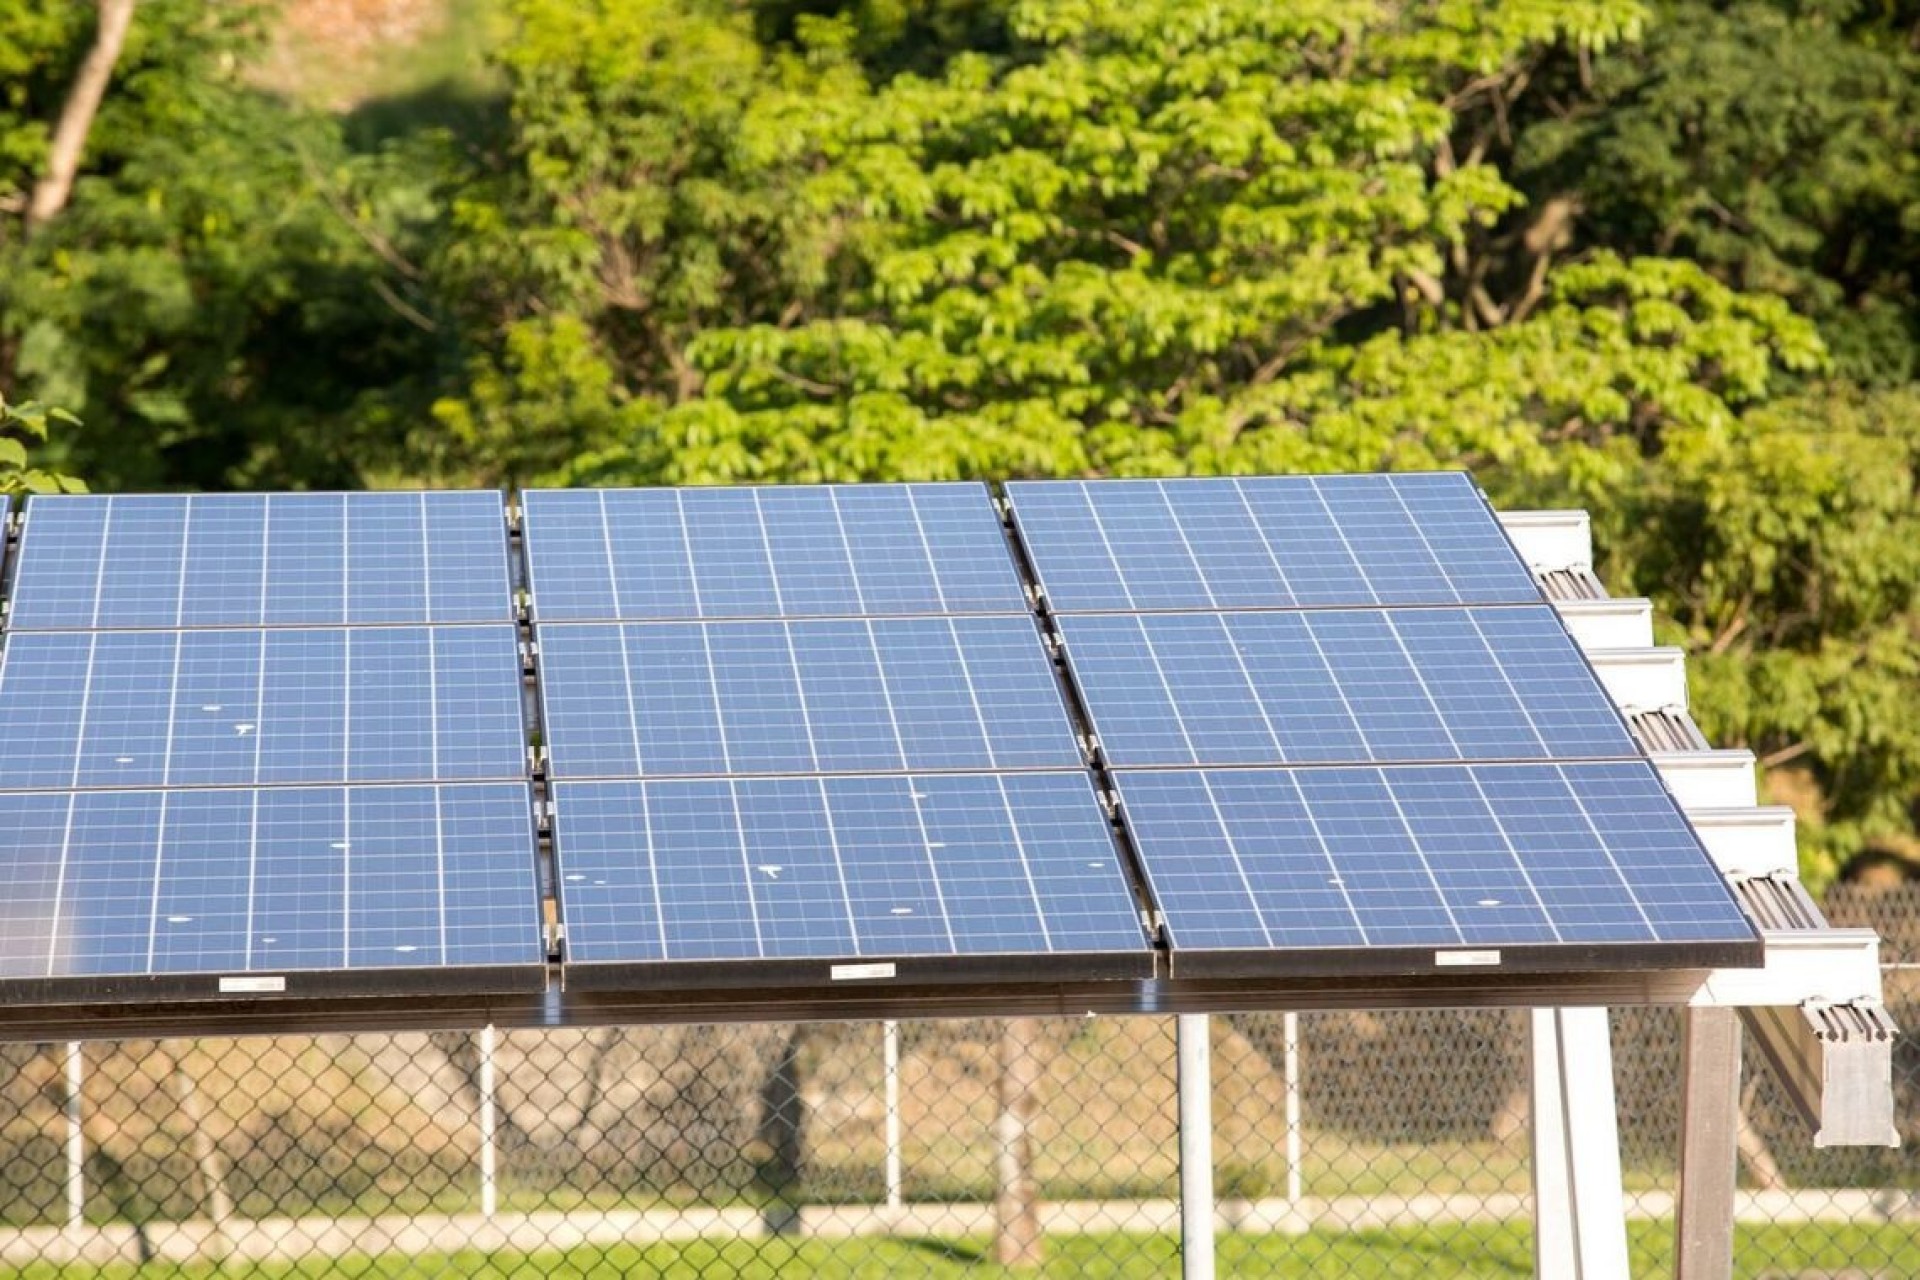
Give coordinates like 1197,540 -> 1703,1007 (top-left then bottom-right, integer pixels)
537,615 -> 1083,779
1056,606 -> 1637,768
1111,762 -> 1757,966
1004,473 -> 1545,614
6,492 -> 512,630
520,483 -> 1030,621
0,782 -> 543,986
550,771 -> 1148,971
0,625 -> 528,789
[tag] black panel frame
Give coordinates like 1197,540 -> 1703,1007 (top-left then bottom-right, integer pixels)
0,966 -> 1722,1044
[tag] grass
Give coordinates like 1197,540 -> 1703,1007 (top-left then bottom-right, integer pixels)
256,0 -> 503,114
4,1221 -> 1918,1278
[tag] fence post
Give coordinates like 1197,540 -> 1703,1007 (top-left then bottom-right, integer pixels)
479,1024 -> 498,1219
1177,1014 -> 1216,1280
64,1042 -> 83,1236
883,1020 -> 902,1211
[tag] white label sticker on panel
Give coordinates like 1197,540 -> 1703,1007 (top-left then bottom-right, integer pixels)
1434,950 -> 1502,968
219,975 -> 287,993
830,962 -> 897,981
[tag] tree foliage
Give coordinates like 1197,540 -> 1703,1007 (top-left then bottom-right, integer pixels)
2,0 -> 1918,879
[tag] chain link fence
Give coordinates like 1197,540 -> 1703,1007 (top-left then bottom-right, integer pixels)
1,888 -> 1915,1278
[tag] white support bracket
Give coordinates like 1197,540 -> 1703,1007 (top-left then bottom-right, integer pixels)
1498,510 -> 1593,572
1588,647 -> 1692,713
1683,808 -> 1898,1147
1652,750 -> 1758,809
1741,1000 -> 1901,1148
1555,598 -> 1655,650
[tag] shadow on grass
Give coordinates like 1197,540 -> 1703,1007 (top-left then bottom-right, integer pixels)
343,78 -> 509,152
898,1236 -> 989,1265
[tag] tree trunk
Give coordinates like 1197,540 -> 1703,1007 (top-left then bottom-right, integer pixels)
1735,1081 -> 1787,1192
25,0 -> 138,233
994,1017 -> 1045,1267
166,1045 -> 234,1260
754,1026 -> 807,1237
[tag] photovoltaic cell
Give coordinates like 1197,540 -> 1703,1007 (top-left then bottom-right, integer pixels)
1005,474 -> 1543,613
521,484 -> 1028,621
0,626 -> 527,788
538,615 -> 1082,779
7,492 -> 512,630
0,783 -> 543,987
1059,607 -> 1634,767
1112,763 -> 1757,970
552,771 -> 1148,973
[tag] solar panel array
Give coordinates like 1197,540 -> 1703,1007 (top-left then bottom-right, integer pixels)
0,473 -> 1760,1008
0,493 -> 543,999
1006,475 -> 1758,975
522,483 -> 1153,985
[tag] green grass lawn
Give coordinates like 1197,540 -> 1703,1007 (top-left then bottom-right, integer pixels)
5,1221 -> 1917,1278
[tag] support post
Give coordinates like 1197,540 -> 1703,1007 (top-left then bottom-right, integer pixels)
479,1024 -> 498,1219
1530,1008 -> 1630,1280
883,1020 -> 903,1211
64,1042 -> 83,1235
1177,1014 -> 1216,1280
1675,1008 -> 1741,1280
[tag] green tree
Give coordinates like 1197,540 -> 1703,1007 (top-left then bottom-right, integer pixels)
1504,0 -> 1920,384
1,0 -> 442,490
1574,384 -> 1920,884
418,0 -> 835,487
0,392 -> 86,494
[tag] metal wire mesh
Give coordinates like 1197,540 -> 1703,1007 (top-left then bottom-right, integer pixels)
1,889 -> 1916,1277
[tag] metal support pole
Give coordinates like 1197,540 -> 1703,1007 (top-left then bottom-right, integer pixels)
1530,1008 -> 1630,1280
1283,1011 -> 1303,1206
1177,1014 -> 1216,1280
883,1019 -> 903,1211
1675,1008 -> 1741,1280
64,1042 -> 84,1235
479,1024 -> 498,1219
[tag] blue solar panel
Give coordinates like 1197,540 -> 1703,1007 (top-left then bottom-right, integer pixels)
1113,763 -> 1757,967
0,626 -> 526,787
1058,607 -> 1634,767
1005,474 -> 1543,612
0,783 -> 542,985
538,615 -> 1082,778
7,492 -> 512,630
552,771 -> 1148,971
521,484 -> 1028,621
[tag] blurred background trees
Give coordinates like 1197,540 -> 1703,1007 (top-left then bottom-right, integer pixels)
2,0 -> 1917,884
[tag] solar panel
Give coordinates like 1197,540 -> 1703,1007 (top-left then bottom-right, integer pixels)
1058,607 -> 1635,767
537,615 -> 1082,779
0,625 -> 527,787
1005,474 -> 1543,613
521,484 -> 1028,621
7,491 -> 512,630
0,782 -> 544,996
551,770 -> 1150,983
1112,763 -> 1758,975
